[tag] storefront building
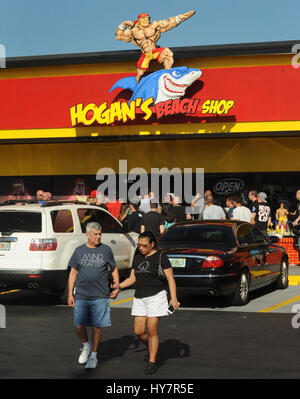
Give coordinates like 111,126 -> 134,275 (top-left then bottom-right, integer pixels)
0,40 -> 299,262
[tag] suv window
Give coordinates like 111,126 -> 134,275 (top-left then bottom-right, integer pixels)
77,208 -> 123,234
0,211 -> 42,234
51,210 -> 74,233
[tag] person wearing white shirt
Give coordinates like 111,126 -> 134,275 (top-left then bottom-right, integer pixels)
231,194 -> 252,223
140,192 -> 155,213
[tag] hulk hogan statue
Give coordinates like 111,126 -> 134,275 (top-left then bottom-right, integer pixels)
115,10 -> 195,82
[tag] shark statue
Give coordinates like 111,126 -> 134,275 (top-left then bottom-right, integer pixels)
109,66 -> 202,104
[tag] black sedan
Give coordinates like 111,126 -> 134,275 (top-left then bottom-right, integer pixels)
157,220 -> 289,305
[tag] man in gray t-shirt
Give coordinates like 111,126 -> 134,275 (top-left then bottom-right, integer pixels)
69,242 -> 116,300
67,222 -> 119,369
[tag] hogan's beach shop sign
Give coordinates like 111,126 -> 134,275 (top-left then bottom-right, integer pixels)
70,10 -> 235,126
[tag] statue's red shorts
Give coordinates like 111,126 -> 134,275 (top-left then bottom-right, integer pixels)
136,48 -> 165,70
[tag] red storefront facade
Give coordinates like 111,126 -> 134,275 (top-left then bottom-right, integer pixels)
0,40 -> 299,262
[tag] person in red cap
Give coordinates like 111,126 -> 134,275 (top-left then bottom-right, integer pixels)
116,10 -> 195,82
90,190 -> 97,199
87,190 -> 109,211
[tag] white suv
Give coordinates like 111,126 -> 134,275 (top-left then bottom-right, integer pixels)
0,201 -> 138,302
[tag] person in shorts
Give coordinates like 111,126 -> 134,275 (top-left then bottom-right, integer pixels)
67,222 -> 119,369
116,231 -> 179,375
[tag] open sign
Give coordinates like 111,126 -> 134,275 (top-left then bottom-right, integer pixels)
213,178 -> 245,195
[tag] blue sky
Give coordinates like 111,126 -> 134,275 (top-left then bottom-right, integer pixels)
0,0 -> 299,57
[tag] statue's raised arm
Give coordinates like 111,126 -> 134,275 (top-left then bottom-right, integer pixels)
155,10 -> 195,33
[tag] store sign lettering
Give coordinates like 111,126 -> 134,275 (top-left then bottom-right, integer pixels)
214,178 -> 245,195
70,98 -> 235,126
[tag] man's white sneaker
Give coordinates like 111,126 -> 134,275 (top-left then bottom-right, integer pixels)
85,356 -> 98,369
78,342 -> 91,364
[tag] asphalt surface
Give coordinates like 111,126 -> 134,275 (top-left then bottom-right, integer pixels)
1,291 -> 300,380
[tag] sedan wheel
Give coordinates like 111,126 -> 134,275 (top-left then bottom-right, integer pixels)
231,271 -> 249,306
276,260 -> 289,289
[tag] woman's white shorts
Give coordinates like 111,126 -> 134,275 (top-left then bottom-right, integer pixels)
131,290 -> 169,317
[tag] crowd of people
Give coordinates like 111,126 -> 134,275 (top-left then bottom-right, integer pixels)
117,189 -> 300,239
6,186 -> 300,239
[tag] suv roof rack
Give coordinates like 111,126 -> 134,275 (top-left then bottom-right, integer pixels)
0,200 -> 40,206
41,200 -> 88,207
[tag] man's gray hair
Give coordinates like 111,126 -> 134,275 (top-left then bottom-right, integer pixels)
86,222 -> 102,233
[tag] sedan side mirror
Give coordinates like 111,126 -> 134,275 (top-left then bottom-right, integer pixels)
269,236 -> 279,244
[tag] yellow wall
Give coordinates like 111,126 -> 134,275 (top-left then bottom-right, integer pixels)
1,136 -> 300,176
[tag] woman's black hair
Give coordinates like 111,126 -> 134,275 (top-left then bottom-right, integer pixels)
139,231 -> 157,246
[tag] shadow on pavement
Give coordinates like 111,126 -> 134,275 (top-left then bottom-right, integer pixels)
68,335 -> 140,379
67,335 -> 191,379
157,338 -> 191,367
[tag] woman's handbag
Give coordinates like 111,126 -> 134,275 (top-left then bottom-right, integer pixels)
158,252 -> 167,281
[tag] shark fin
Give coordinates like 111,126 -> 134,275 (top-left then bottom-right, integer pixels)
109,77 -> 137,93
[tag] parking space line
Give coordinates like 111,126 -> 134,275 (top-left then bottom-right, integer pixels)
259,294 -> 300,313
0,289 -> 21,295
111,297 -> 134,306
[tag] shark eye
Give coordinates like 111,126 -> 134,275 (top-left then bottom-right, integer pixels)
171,70 -> 181,78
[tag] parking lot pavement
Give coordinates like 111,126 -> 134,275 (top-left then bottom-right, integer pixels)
109,264 -> 300,314
1,290 -> 300,379
111,285 -> 300,315
1,265 -> 300,380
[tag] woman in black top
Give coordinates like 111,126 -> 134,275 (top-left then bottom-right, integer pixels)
117,231 -> 179,375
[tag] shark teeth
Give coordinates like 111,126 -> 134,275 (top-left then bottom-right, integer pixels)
163,76 -> 188,94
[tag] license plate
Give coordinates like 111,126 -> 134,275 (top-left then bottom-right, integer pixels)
169,258 -> 186,268
0,242 -> 10,251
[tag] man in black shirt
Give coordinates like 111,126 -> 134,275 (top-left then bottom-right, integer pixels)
248,190 -> 258,209
251,192 -> 271,234
161,194 -> 174,223
292,190 -> 300,226
292,189 -> 300,247
141,201 -> 164,239
172,195 -> 188,223
123,201 -> 144,234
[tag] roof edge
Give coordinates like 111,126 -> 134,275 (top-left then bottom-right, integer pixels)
4,40 -> 300,69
